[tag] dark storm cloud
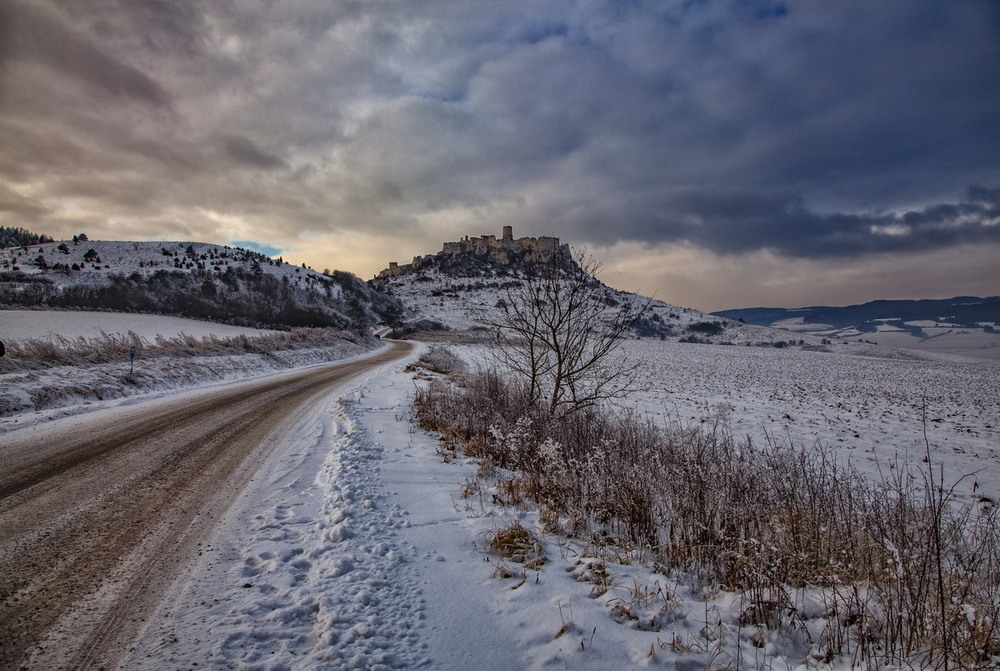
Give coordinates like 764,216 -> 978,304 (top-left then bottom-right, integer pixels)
571,185 -> 1000,259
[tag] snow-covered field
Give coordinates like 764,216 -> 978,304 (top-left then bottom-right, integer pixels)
624,339 -> 1000,502
0,310 -> 374,426
772,316 -> 1000,360
3,309 -> 998,669
1,309 -> 277,342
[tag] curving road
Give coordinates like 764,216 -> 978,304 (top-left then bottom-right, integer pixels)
0,340 -> 412,671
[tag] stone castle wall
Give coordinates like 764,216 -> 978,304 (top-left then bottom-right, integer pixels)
378,227 -> 569,277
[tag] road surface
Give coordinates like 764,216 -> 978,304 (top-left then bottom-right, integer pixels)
0,340 -> 412,671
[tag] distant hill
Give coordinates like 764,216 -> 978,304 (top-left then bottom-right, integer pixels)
713,297 -> 1000,359
0,237 -> 401,331
714,297 -> 1000,330
373,226 -> 825,348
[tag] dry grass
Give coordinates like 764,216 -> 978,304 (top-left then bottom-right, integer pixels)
486,521 -> 547,568
413,367 -> 1000,669
2,327 -> 368,372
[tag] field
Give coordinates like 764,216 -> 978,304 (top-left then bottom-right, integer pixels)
623,339 -> 1000,502
413,336 -> 1000,669
1,308 -> 276,341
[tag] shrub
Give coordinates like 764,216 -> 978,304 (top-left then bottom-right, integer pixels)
686,321 -> 724,336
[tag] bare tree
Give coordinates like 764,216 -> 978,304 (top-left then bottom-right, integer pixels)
488,248 -> 648,416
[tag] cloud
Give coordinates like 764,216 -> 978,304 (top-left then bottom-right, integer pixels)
1,0 -> 999,307
1,1 -> 173,109
596,239 -> 1000,313
221,135 -> 287,171
0,183 -> 52,221
567,184 -> 1000,259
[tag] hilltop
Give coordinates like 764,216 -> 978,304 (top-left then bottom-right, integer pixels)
0,236 -> 401,331
378,225 -> 573,280
373,227 -> 833,349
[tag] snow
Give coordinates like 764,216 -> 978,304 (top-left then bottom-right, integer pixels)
4,311 -> 998,669
770,315 -> 1000,360
0,310 -> 376,427
0,239 -> 335,295
454,338 -> 1000,502
383,269 -> 830,347
1,309 -> 277,341
115,344 -> 808,670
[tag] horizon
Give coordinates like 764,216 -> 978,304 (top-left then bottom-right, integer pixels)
2,1 -> 998,313
6,228 -> 997,314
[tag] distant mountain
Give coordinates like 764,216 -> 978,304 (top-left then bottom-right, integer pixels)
714,297 -> 1000,330
0,237 -> 401,331
712,297 -> 1000,359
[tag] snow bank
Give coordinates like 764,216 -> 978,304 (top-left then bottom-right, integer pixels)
0,331 -> 379,431
0,309 -> 277,341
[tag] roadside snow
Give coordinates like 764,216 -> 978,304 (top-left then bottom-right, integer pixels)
0,309 -> 277,341
0,310 -> 378,427
122,361 -> 431,670
0,340 -> 377,430
120,344 -> 782,671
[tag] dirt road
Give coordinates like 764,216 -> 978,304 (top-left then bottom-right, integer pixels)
0,340 -> 412,671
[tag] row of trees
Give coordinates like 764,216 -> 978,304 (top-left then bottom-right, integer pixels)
0,268 -> 401,331
0,227 -> 55,248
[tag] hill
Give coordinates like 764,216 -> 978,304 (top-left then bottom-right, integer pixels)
714,296 -> 1000,359
0,237 -> 401,331
372,227 -> 831,349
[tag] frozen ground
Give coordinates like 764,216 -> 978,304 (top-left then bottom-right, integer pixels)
3,311 -> 998,669
627,340 -> 1000,497
0,309 -> 277,341
455,338 -> 1000,503
0,310 -> 375,427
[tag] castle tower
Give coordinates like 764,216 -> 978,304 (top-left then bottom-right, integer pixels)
502,225 -> 513,241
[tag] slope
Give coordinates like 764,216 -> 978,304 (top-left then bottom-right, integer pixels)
373,232 -> 837,349
1,238 -> 401,330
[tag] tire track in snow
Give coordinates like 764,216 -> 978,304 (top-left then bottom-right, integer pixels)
123,366 -> 430,670
0,341 -> 411,671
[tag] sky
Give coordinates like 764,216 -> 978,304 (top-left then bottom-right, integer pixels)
1,0 -> 998,312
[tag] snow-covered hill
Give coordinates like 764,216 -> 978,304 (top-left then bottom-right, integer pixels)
379,262 -> 858,351
0,238 -> 400,330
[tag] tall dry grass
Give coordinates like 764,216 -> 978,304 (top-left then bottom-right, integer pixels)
2,327 -> 369,372
414,361 -> 1000,669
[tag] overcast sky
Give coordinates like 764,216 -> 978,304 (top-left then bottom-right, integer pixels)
1,0 -> 998,311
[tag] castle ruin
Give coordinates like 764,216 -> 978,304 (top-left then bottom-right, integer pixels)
378,227 -> 570,278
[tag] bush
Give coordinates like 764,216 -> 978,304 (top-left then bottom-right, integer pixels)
406,345 -> 466,376
686,321 -> 724,336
